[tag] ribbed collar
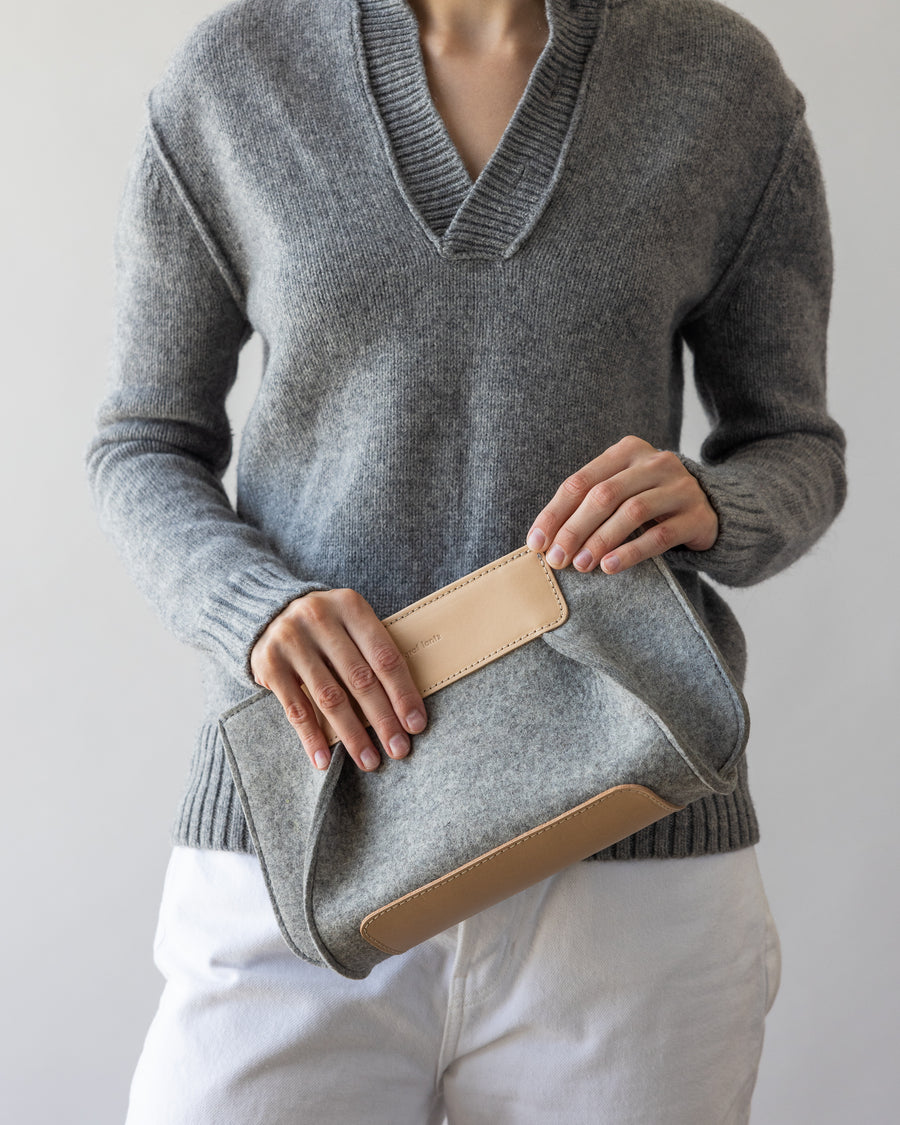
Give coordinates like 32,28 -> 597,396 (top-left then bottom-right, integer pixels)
353,0 -> 608,259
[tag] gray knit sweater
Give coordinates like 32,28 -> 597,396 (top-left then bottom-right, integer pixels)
87,0 -> 846,859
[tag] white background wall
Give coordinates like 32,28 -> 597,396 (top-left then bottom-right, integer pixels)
2,1 -> 896,1121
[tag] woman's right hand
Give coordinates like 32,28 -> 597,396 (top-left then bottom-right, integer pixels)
250,589 -> 427,773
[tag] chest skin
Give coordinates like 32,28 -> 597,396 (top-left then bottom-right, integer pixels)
413,5 -> 550,182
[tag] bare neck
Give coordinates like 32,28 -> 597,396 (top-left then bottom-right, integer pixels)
405,0 -> 548,49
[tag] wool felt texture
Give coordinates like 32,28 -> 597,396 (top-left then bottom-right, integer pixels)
86,0 -> 846,859
220,554 -> 749,977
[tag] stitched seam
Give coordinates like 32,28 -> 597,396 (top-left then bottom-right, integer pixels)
361,788 -> 679,953
681,102 -> 806,325
389,549 -> 567,694
144,112 -> 248,310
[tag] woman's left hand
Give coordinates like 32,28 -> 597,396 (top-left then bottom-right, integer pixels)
525,435 -> 718,574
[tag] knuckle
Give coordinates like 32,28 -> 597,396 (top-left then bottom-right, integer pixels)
649,449 -> 679,474
314,681 -> 346,712
649,522 -> 674,550
588,531 -> 613,557
587,481 -> 616,510
561,471 -> 590,498
284,699 -> 312,727
345,731 -> 371,752
250,647 -> 274,677
618,434 -> 643,453
265,615 -> 294,643
373,716 -> 404,750
346,661 -> 378,692
623,496 -> 649,524
296,593 -> 331,627
369,640 -> 404,674
553,523 -> 579,548
334,587 -> 367,615
347,737 -> 378,767
397,691 -> 424,717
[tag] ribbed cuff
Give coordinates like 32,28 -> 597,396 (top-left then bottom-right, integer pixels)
667,454 -> 772,587
196,560 -> 330,686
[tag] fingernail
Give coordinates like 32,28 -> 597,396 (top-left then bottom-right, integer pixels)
361,747 -> 380,770
406,709 -> 426,733
546,544 -> 565,567
314,749 -> 330,770
526,528 -> 546,551
574,549 -> 593,571
602,554 -> 620,573
389,733 -> 410,759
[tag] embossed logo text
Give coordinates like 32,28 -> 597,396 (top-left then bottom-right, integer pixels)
404,633 -> 442,659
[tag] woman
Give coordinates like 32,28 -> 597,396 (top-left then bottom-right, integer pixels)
88,0 -> 846,1120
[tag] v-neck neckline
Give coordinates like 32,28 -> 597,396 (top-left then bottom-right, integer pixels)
353,0 -> 608,261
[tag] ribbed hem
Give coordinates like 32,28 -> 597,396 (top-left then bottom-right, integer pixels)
355,0 -> 606,257
172,720 -> 255,852
196,560 -> 330,684
172,720 -> 759,860
588,755 -> 759,860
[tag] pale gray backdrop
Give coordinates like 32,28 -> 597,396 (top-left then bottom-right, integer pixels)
3,1 -> 897,1121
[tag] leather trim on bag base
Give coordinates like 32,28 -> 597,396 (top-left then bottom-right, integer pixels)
359,784 -> 683,955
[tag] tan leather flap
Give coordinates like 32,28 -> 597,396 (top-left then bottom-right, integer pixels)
307,547 -> 567,746
359,784 -> 683,956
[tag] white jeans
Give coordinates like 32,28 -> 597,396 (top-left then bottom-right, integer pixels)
126,844 -> 780,1124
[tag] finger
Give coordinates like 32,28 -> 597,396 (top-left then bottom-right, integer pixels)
525,436 -> 653,559
267,592 -> 392,771
261,658 -> 338,772
577,480 -> 688,573
340,600 -> 428,740
540,460 -> 667,570
320,630 -> 420,763
298,652 -> 386,772
595,514 -> 689,574
261,617 -> 384,773
295,589 -> 427,768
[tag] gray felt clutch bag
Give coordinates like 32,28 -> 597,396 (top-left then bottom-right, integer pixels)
220,547 -> 749,980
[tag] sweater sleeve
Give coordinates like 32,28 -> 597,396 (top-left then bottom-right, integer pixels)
86,122 -> 330,685
670,110 -> 847,588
